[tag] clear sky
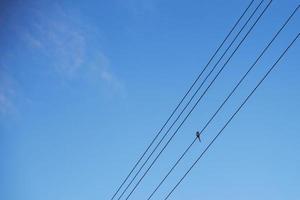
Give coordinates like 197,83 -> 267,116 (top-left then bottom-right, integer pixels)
1,0 -> 300,200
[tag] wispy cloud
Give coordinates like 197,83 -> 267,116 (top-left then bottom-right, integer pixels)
0,67 -> 17,116
0,92 -> 12,115
90,53 -> 124,93
0,2 -> 126,116
20,2 -> 124,94
118,0 -> 157,16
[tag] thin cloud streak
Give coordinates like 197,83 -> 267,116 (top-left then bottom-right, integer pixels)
0,1 -> 126,116
20,2 -> 124,94
0,67 -> 17,116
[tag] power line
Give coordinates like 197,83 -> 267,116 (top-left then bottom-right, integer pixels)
112,1 -> 259,200
122,1 -> 272,200
145,6 -> 299,199
108,1 -> 256,199
163,32 -> 300,200
146,135 -> 199,200
198,5 -> 300,136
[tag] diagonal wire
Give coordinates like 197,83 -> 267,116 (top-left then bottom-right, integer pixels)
198,5 -> 300,136
122,1 -> 272,200
146,6 -> 299,199
146,136 -> 199,200
117,0 -> 264,199
113,1 -> 259,200
163,32 -> 300,200
108,1 -> 255,199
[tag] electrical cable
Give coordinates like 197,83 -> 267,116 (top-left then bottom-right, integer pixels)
163,32 -> 300,200
146,6 -> 299,199
122,1 -> 272,200
108,1 -> 256,199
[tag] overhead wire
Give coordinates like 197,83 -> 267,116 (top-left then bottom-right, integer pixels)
121,1 -> 272,200
108,1 -> 256,199
145,136 -> 199,200
112,1 -> 261,200
145,5 -> 299,199
163,32 -> 300,200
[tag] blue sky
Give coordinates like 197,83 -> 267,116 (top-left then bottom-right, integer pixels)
1,0 -> 300,200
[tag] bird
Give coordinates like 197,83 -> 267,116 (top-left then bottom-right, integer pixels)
196,131 -> 201,142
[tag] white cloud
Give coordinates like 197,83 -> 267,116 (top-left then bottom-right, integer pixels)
0,67 -> 17,116
20,3 -> 124,94
0,92 -> 13,115
90,53 -> 124,93
118,0 -> 157,16
0,2 -> 127,117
